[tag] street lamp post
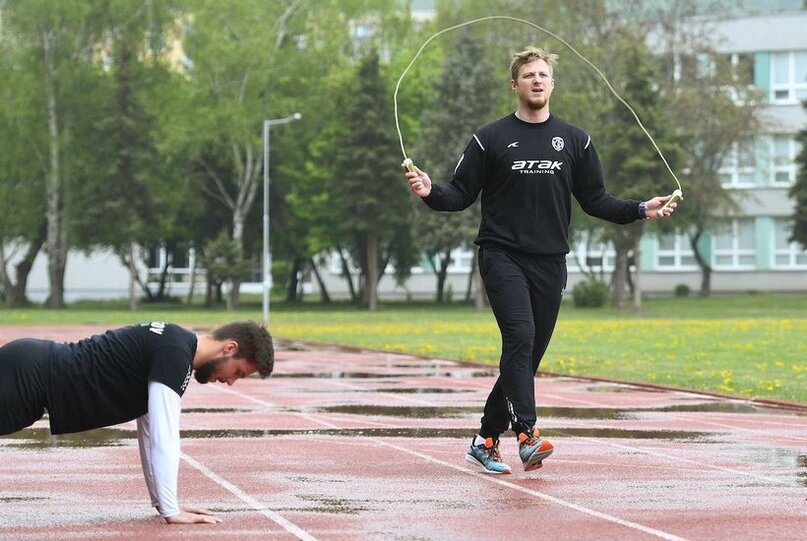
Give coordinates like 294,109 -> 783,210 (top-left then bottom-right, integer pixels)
263,112 -> 301,326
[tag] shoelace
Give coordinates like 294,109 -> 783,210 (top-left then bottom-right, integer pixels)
522,435 -> 540,446
475,441 -> 503,461
482,444 -> 503,461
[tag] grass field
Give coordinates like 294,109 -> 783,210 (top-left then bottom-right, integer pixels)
1,293 -> 805,404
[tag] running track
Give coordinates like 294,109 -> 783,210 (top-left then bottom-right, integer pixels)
0,325 -> 805,540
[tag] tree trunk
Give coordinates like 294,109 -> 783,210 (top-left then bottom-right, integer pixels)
611,237 -> 630,308
365,231 -> 379,311
632,235 -> 642,313
185,259 -> 196,306
286,257 -> 303,302
689,229 -> 712,297
473,246 -> 486,312
0,248 -> 9,304
435,249 -> 451,303
228,206 -> 247,310
227,277 -> 241,311
3,230 -> 46,308
43,28 -> 67,309
309,257 -> 331,303
337,246 -> 357,302
127,241 -> 139,311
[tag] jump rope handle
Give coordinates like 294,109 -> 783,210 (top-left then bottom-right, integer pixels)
403,158 -> 418,173
659,189 -> 683,212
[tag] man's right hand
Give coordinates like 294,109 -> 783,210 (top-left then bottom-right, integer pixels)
164,508 -> 222,524
401,162 -> 432,198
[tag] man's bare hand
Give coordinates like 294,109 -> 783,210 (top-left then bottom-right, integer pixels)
164,508 -> 222,524
401,162 -> 432,198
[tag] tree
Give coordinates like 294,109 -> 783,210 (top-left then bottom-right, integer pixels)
72,0 -> 180,310
331,50 -> 414,310
790,114 -> 807,249
412,27 -> 500,304
656,0 -> 762,296
0,28 -> 48,307
599,42 -> 680,310
1,0 -> 107,308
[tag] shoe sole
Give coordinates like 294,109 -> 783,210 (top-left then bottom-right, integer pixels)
465,453 -> 512,475
523,447 -> 554,472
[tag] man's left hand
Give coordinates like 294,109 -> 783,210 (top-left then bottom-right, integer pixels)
643,194 -> 682,220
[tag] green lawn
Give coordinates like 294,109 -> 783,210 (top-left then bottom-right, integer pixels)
1,293 -> 806,404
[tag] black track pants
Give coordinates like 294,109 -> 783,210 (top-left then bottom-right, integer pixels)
0,339 -> 48,435
477,246 -> 566,440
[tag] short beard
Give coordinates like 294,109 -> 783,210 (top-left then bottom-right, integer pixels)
526,96 -> 547,110
194,357 -> 226,384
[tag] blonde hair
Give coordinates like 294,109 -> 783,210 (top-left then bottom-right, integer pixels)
510,47 -> 558,81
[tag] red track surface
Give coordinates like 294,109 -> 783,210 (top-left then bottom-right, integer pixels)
1,326 -> 805,540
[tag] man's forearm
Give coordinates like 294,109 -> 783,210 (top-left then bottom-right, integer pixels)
146,381 -> 182,518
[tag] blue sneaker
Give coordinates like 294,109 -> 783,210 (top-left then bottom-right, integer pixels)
466,436 -> 512,474
518,428 -> 554,471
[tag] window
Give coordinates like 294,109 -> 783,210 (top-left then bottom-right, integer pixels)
772,50 -> 807,103
568,232 -> 616,272
719,139 -> 756,187
771,135 -> 802,186
773,218 -> 807,268
447,247 -> 474,274
673,53 -> 754,97
656,230 -> 697,269
712,219 -> 756,268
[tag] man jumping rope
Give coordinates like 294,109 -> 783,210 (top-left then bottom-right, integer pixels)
402,47 -> 679,474
0,320 -> 273,522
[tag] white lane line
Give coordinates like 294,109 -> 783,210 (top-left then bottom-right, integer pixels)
180,451 -> 317,541
372,439 -> 687,541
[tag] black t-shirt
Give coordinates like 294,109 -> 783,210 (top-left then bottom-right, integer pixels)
423,113 -> 642,258
45,322 -> 196,435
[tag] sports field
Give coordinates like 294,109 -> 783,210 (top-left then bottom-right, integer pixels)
1,325 -> 805,540
1,293 -> 805,404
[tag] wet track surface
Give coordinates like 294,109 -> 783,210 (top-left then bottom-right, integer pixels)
0,326 -> 805,540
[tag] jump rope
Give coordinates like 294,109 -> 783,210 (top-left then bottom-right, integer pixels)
393,15 -> 683,211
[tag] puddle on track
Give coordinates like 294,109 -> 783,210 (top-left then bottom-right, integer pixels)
0,427 -> 131,448
314,403 -> 793,419
0,426 -> 715,445
271,370 -> 496,379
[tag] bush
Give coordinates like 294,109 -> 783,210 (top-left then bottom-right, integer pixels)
674,283 -> 691,297
571,279 -> 609,308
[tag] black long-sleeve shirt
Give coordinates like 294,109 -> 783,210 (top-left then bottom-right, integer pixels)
423,113 -> 641,258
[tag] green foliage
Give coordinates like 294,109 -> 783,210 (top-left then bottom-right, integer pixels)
202,230 -> 252,286
571,279 -> 609,308
410,26 -> 502,299
674,283 -> 691,297
331,49 -> 417,291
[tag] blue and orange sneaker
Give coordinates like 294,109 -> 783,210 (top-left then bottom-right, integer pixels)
518,428 -> 554,471
465,436 -> 512,474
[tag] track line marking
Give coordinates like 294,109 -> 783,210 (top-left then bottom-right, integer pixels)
180,451 -> 317,541
372,439 -> 687,541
